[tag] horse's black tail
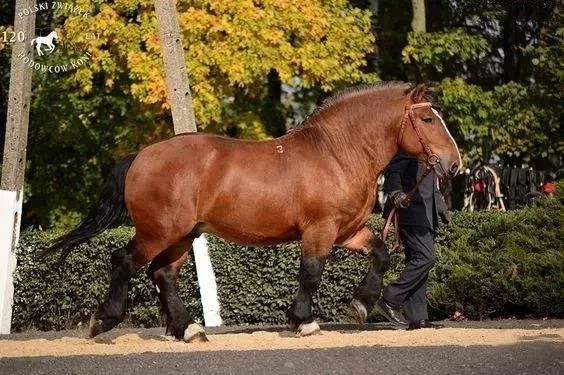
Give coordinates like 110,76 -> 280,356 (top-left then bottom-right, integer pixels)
45,154 -> 138,261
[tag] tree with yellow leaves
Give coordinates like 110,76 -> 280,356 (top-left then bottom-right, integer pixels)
63,0 -> 376,138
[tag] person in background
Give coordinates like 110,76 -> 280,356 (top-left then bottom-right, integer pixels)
373,150 -> 450,330
543,172 -> 556,197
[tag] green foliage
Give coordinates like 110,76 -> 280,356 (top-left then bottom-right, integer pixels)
438,78 -> 493,164
438,77 -> 560,167
12,191 -> 563,331
401,3 -> 562,169
403,29 -> 488,76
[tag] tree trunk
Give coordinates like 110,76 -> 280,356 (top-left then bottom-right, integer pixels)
154,0 -> 197,134
261,69 -> 286,137
411,0 -> 426,32
366,0 -> 379,73
502,3 -> 518,83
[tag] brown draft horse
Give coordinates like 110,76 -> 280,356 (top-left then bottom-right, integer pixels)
48,82 -> 461,341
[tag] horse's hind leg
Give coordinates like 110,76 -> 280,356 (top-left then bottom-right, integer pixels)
147,237 -> 207,342
345,227 -> 390,324
89,240 -> 138,338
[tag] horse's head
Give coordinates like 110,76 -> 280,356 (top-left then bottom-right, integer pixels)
50,30 -> 58,39
398,85 -> 462,179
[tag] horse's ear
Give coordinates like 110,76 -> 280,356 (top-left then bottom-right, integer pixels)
410,84 -> 427,103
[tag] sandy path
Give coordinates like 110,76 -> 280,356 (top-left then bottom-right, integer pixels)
1,326 -> 562,358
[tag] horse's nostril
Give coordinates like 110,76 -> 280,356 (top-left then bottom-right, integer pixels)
450,162 -> 459,174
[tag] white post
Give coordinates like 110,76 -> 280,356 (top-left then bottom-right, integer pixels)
154,0 -> 221,326
0,191 -> 22,334
193,236 -> 222,326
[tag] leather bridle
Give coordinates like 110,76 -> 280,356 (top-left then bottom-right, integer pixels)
398,102 -> 442,172
381,102 -> 443,250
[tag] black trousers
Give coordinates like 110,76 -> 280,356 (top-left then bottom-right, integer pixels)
382,225 -> 436,322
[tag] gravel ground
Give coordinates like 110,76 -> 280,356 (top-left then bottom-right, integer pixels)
0,320 -> 562,374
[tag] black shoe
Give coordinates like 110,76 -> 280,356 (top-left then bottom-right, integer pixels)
373,299 -> 408,326
407,320 -> 444,330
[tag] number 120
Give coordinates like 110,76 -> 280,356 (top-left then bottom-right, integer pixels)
2,31 -> 26,43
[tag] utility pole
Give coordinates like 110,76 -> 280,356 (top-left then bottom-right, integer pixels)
0,0 -> 36,334
154,0 -> 221,327
154,0 -> 197,134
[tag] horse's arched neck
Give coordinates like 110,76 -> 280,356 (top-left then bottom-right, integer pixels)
298,92 -> 405,178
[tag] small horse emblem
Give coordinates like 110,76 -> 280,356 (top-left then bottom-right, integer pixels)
31,30 -> 58,56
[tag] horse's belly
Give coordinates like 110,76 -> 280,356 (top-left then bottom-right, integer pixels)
199,220 -> 299,247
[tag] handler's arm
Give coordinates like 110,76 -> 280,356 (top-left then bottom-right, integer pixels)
383,153 -> 411,208
383,153 -> 409,194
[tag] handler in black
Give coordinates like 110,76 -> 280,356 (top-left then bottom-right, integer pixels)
375,150 -> 449,330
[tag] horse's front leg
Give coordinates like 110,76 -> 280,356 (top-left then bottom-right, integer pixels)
287,255 -> 326,336
345,227 -> 390,324
287,227 -> 334,337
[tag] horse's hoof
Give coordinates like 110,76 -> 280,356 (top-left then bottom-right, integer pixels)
184,323 -> 209,343
296,320 -> 321,337
89,314 -> 104,338
350,299 -> 367,325
287,321 -> 299,332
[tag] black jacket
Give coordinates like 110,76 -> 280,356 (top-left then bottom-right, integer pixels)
382,152 -> 448,229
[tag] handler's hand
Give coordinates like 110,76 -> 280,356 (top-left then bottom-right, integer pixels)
439,210 -> 451,227
391,190 -> 409,208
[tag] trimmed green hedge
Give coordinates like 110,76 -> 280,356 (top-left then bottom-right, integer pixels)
431,196 -> 564,318
12,187 -> 563,331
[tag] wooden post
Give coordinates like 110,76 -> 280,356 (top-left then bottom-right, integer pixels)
0,0 -> 36,334
154,0 -> 221,327
154,0 -> 197,134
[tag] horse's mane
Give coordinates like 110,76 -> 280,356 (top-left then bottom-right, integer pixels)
314,81 -> 410,115
296,81 -> 438,129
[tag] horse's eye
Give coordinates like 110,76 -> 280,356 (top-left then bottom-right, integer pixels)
423,118 -> 433,123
